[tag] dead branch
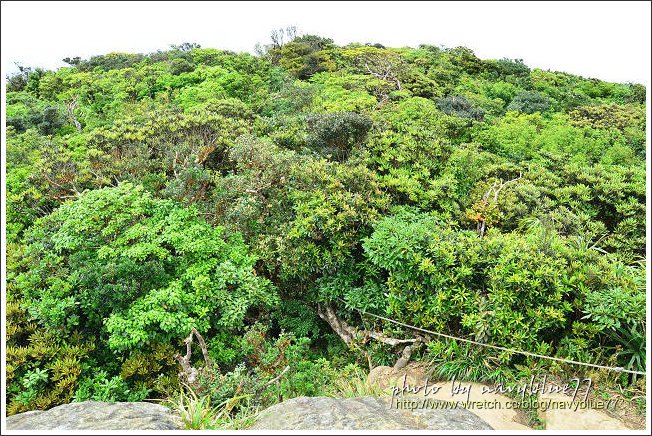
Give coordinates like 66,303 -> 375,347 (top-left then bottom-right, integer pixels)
362,60 -> 402,90
244,188 -> 267,203
365,351 -> 374,371
66,96 -> 82,132
317,304 -> 417,347
253,365 -> 291,403
174,328 -> 212,392
393,337 -> 424,371
476,172 -> 522,238
192,327 -> 212,371
42,171 -> 81,197
222,377 -> 248,416
317,303 -> 356,344
318,304 -> 429,371
262,365 -> 290,390
365,330 -> 419,347
492,172 -> 522,203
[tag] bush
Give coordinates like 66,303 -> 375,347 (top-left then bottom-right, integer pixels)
506,90 -> 550,114
568,104 -> 645,131
189,97 -> 254,120
6,102 -> 64,135
177,322 -> 371,426
306,111 -> 373,161
6,293 -> 97,414
277,40 -> 336,80
75,52 -> 145,71
169,58 -> 196,75
15,183 -> 277,352
436,95 -> 484,121
485,58 -> 531,86
362,210 -> 644,356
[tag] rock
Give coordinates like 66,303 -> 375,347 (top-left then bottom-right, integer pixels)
6,401 -> 181,430
415,380 -> 533,430
368,365 -> 426,390
537,392 -> 632,430
251,396 -> 493,430
367,364 -> 639,431
368,364 -> 531,430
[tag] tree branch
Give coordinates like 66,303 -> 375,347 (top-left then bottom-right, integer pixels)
475,172 -> 522,238
66,96 -> 82,132
174,328 -> 213,392
317,304 -> 417,347
393,337 -> 424,371
263,365 -> 290,390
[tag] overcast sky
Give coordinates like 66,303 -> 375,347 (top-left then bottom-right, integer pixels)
1,1 -> 650,84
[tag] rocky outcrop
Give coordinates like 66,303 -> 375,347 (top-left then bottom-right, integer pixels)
366,364 -> 641,431
5,401 -> 181,430
537,392 -> 632,430
368,364 -> 428,390
251,396 -> 493,430
367,364 -> 532,430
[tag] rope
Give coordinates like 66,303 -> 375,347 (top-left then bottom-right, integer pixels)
339,300 -> 646,376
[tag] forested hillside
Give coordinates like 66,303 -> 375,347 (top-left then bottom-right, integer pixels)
5,30 -> 646,424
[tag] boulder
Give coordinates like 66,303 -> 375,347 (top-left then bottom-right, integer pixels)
5,401 -> 181,430
367,365 -> 532,430
251,396 -> 493,430
537,392 -> 632,430
368,364 -> 427,390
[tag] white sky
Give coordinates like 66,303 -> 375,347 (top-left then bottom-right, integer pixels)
1,1 -> 650,84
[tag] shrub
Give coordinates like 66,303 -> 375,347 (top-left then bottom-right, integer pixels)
568,104 -> 645,131
277,40 -> 336,80
169,58 -> 196,75
6,293 -> 97,414
15,183 -> 277,352
485,58 -> 531,86
506,90 -> 550,114
306,111 -> 373,161
436,95 -> 484,121
189,97 -> 254,120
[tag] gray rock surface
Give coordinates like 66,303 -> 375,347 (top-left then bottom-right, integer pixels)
251,396 -> 493,430
6,401 -> 181,430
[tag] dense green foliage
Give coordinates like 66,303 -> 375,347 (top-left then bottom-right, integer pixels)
17,183 -> 275,351
5,32 -> 646,417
